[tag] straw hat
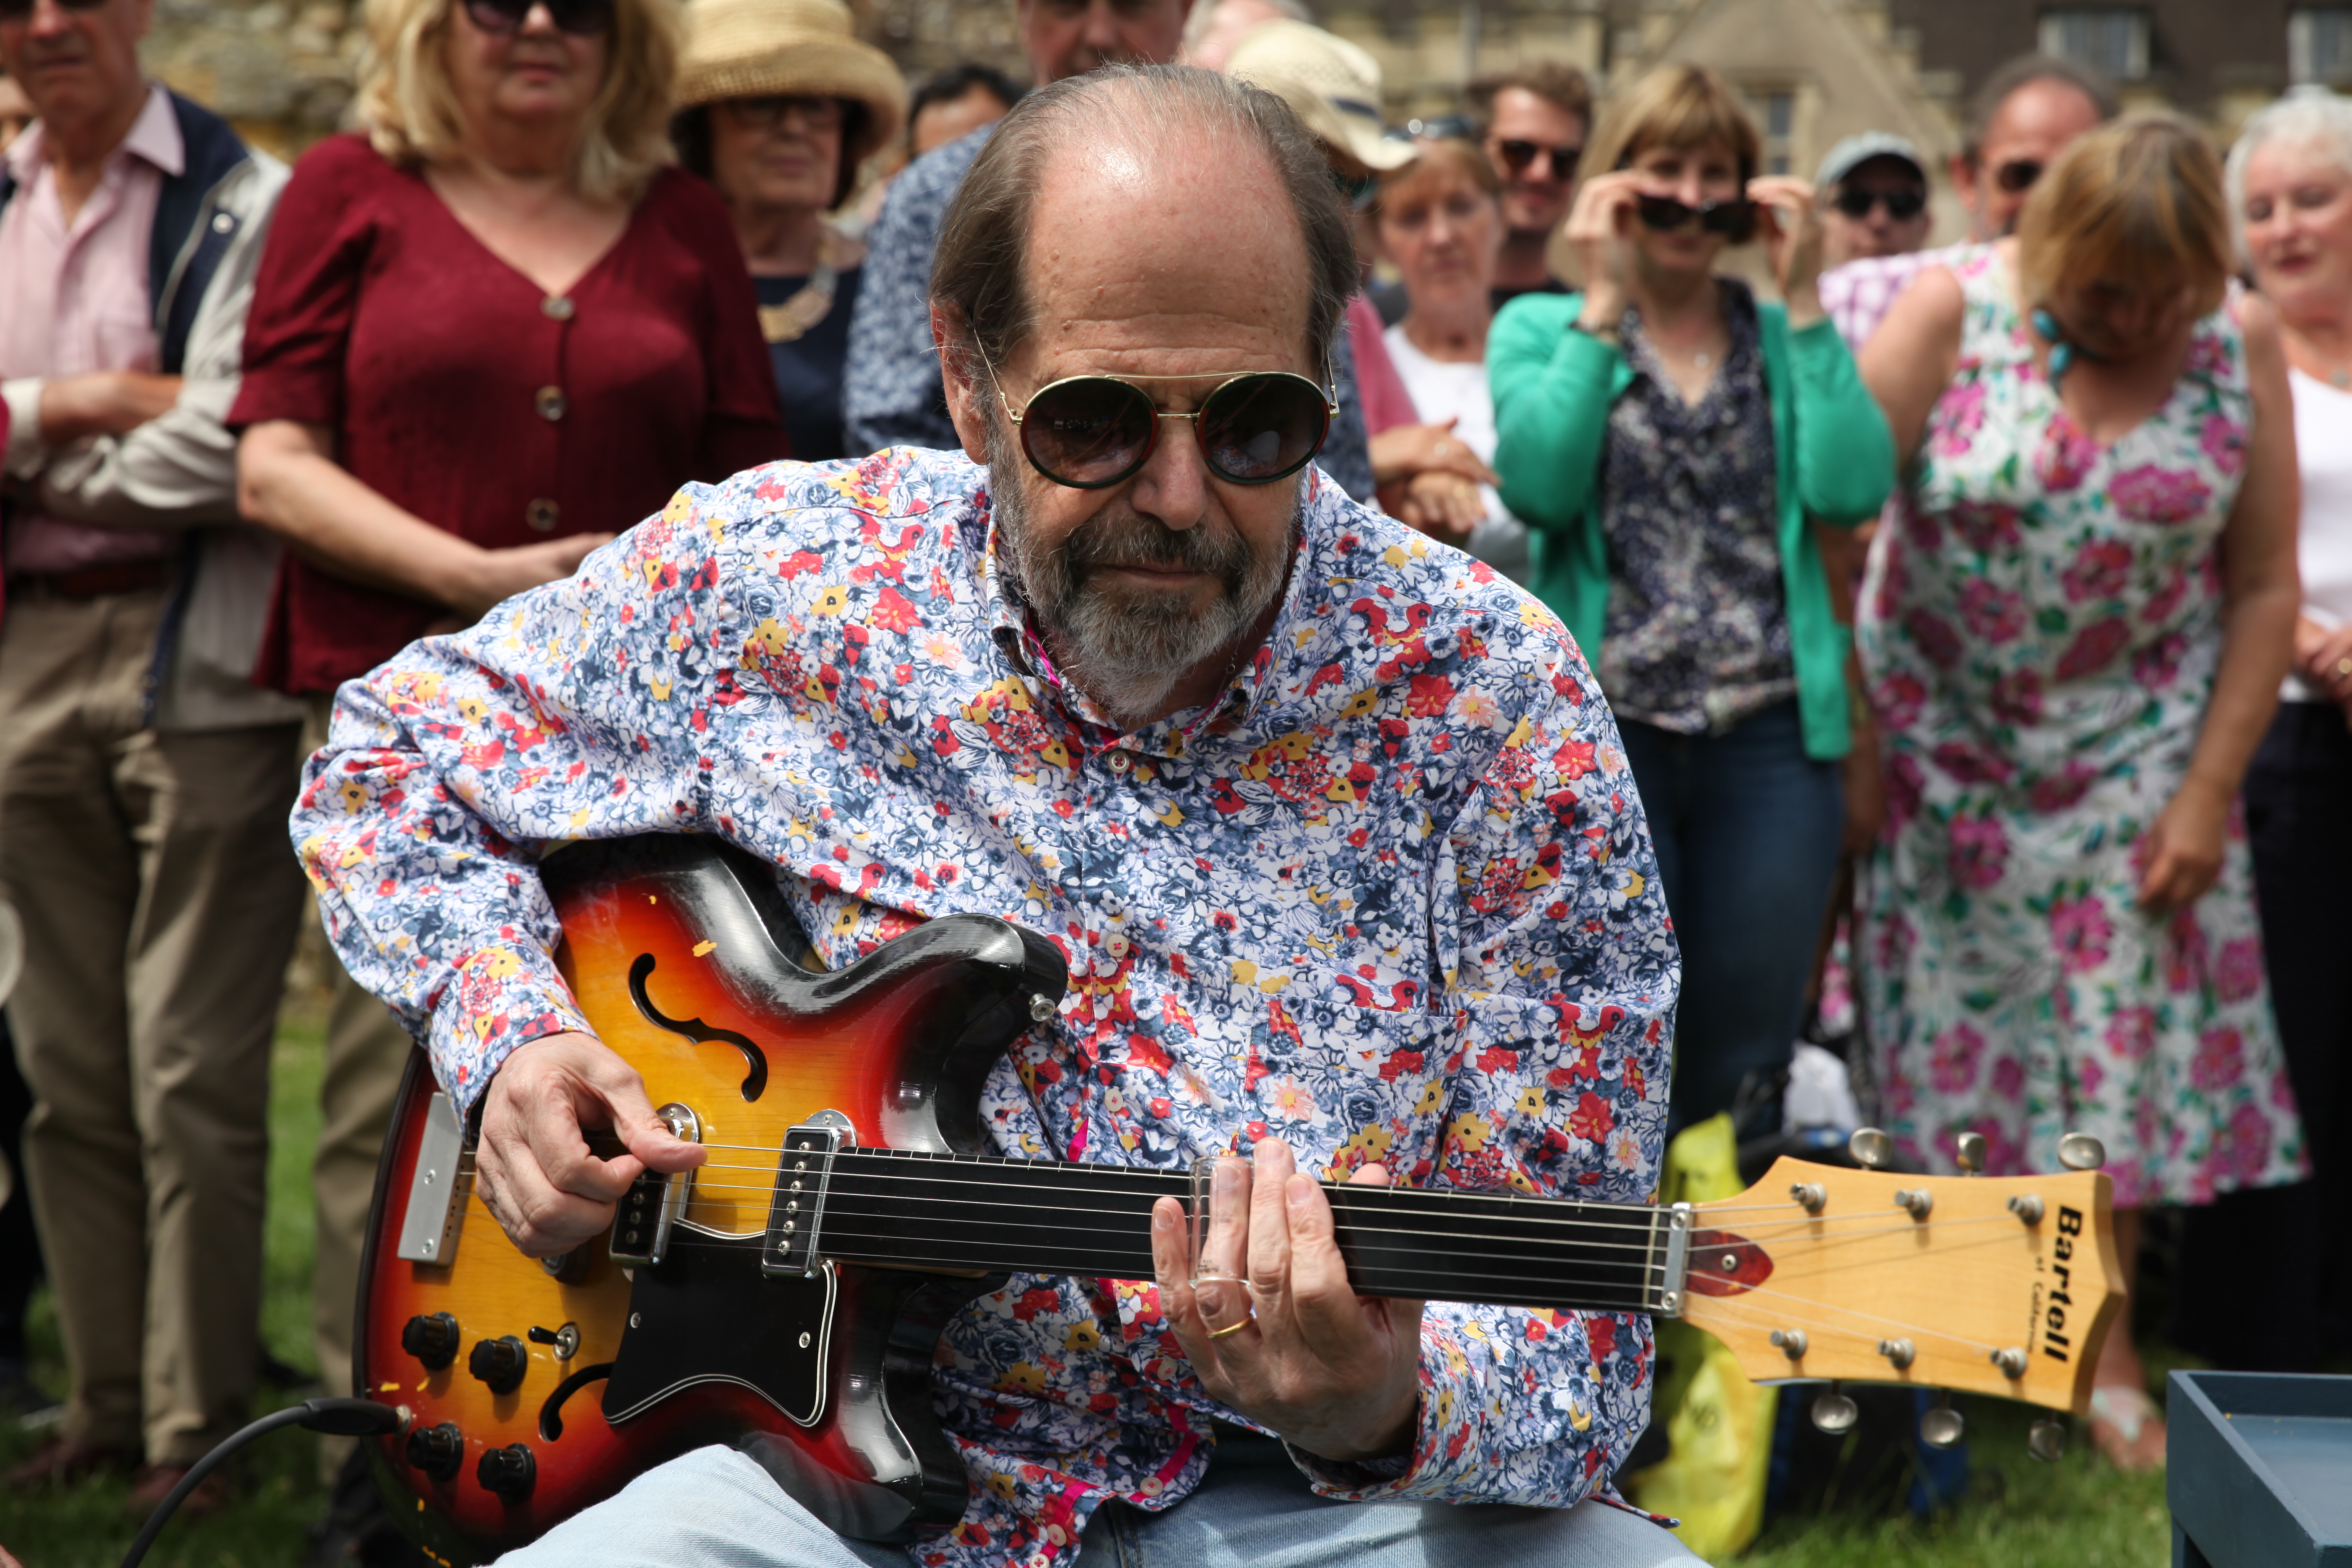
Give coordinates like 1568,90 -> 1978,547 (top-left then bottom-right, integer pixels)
1226,19 -> 1411,173
674,0 -> 908,167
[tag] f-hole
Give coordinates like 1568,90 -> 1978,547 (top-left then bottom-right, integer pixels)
628,952 -> 769,1102
539,1362 -> 616,1442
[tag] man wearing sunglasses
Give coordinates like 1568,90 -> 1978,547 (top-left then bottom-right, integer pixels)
0,0 -> 307,1516
1469,63 -> 1591,309
1815,132 -> 1930,269
1817,52 -> 2117,355
297,64 -> 1695,1568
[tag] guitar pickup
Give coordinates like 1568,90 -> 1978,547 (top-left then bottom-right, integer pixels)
609,1103 -> 701,1269
762,1122 -> 844,1278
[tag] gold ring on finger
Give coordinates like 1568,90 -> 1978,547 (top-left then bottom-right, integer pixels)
1206,1318 -> 1251,1340
2337,657 -> 2352,677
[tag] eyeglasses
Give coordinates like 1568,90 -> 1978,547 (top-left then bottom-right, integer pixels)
980,351 -> 1336,490
1994,158 -> 2044,195
717,94 -> 845,133
460,0 -> 611,37
1635,191 -> 1759,242
1832,186 -> 1927,221
0,0 -> 108,22
1492,139 -> 1584,183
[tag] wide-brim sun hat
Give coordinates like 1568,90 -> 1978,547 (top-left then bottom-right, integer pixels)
674,0 -> 909,166
1227,19 -> 1412,173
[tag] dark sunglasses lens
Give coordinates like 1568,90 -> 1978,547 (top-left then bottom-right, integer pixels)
462,0 -> 527,28
1997,160 -> 2043,194
1884,189 -> 1926,219
545,0 -> 610,32
1699,198 -> 1757,237
1550,146 -> 1583,180
1022,379 -> 1158,488
1636,193 -> 1691,231
1496,139 -> 1537,173
1199,376 -> 1329,484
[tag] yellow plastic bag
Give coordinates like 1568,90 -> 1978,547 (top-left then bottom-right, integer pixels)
1620,1112 -> 1775,1561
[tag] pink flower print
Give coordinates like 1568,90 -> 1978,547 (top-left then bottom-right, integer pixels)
2110,464 -> 2213,525
2074,1052 -> 2105,1100
1990,1055 -> 2026,1102
1928,1021 -> 1987,1093
1991,666 -> 2044,726
2060,539 -> 2133,604
1929,380 -> 1988,457
2049,894 -> 2113,975
1958,577 -> 2027,643
2055,617 -> 2131,681
2190,1026 -> 2246,1092
1872,546 -> 1908,620
2028,761 -> 2096,813
2165,905 -> 2210,994
2218,1102 -> 2272,1185
2132,630 -> 2190,691
1885,752 -> 1925,828
1931,740 -> 2014,786
1903,607 -> 1964,670
1901,501 -> 1944,552
2272,1071 -> 2302,1114
1872,904 -> 1917,975
2215,936 -> 2267,1003
1872,671 -> 1928,732
1950,503 -> 2024,556
2141,564 -> 2189,625
2199,413 -> 2247,477
2186,328 -> 2232,380
1947,814 -> 2010,890
2035,415 -> 2099,492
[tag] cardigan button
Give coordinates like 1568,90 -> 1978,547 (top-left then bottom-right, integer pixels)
526,499 -> 560,532
536,386 -> 567,422
542,295 -> 575,321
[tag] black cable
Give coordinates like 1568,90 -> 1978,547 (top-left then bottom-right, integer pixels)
119,1397 -> 402,1568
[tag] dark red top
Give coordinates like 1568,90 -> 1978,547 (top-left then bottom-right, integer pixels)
231,134 -> 787,693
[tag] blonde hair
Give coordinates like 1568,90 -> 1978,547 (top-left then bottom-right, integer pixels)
1580,63 -> 1760,186
356,0 -> 679,202
2017,114 -> 2231,320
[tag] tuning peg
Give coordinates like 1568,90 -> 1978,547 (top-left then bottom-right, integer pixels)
2057,1132 -> 2106,1171
1848,1127 -> 1893,1169
1955,1132 -> 1988,1176
1920,1394 -> 1965,1449
2028,1417 -> 2067,1462
1811,1385 -> 1859,1435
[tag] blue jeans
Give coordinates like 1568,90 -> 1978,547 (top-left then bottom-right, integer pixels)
1617,701 -> 1844,1132
495,1436 -> 1703,1568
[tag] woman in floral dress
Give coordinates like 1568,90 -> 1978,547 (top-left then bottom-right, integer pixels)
1857,118 -> 2305,1467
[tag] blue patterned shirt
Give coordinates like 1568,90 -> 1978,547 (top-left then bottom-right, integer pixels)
840,127 -> 1377,502
294,448 -> 1676,1567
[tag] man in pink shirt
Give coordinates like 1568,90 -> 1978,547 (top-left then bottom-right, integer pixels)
0,0 -> 299,1516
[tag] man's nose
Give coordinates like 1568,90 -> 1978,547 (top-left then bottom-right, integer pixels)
1127,415 -> 1211,529
1081,0 -> 1122,51
26,0 -> 80,35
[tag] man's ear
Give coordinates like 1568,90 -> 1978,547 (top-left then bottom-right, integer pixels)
933,302 -> 993,466
1948,152 -> 1981,221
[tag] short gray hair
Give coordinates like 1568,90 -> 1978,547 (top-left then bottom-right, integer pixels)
2224,87 -> 2352,264
929,64 -> 1359,387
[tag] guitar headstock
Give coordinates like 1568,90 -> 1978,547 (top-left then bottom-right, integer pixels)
1676,1153 -> 2122,1416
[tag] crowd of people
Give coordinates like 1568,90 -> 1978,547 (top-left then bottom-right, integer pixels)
0,0 -> 2345,1557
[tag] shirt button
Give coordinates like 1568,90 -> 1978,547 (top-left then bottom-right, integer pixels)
526,498 -> 560,532
1105,751 -> 1131,774
210,211 -> 235,235
1105,934 -> 1132,959
542,295 -> 575,321
536,386 -> 567,421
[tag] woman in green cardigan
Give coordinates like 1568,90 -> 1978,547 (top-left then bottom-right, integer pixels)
1491,64 -> 1893,1131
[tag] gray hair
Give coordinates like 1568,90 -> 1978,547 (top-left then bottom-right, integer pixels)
2224,86 -> 2352,264
929,63 -> 1359,387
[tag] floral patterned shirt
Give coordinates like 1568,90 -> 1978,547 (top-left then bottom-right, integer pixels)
1599,279 -> 1794,734
292,448 -> 1679,1568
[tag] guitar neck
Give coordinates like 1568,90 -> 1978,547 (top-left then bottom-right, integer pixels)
805,1148 -> 1672,1315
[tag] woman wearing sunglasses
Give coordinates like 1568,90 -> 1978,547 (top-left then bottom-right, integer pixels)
670,0 -> 905,463
1489,63 -> 1893,1134
227,0 -> 781,1471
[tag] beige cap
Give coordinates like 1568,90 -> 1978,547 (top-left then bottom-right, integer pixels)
674,0 -> 908,167
1226,19 -> 1411,172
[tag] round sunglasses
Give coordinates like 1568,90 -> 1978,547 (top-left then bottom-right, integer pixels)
983,354 -> 1337,491
1833,186 -> 1927,221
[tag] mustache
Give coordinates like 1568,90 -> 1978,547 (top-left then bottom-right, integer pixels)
1056,507 -> 1253,583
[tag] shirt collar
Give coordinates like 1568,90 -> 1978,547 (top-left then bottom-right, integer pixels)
973,464 -> 1348,760
6,82 -> 182,186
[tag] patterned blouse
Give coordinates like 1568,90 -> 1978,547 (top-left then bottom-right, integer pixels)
291,448 -> 1679,1568
1598,278 -> 1794,734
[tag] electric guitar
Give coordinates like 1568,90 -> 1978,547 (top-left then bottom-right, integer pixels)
357,836 -> 2123,1565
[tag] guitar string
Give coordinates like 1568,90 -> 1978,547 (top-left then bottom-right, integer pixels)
1683,1282 -> 2006,1358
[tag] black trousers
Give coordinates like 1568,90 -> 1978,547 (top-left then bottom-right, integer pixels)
2173,702 -> 2352,1370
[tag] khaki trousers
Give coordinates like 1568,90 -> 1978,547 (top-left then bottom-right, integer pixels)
302,695 -> 416,1480
0,587 -> 306,1463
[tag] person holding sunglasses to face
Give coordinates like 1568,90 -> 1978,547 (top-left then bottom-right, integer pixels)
1490,63 -> 1893,1135
669,0 -> 907,464
1816,132 -> 1931,268
228,0 -> 782,1516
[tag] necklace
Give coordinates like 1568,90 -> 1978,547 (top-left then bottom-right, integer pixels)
2284,322 -> 2352,388
758,226 -> 839,345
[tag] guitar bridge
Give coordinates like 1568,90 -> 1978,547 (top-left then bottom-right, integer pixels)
763,1118 -> 847,1278
609,1103 -> 701,1269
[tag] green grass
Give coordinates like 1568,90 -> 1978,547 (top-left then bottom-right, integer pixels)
0,998 -> 2201,1564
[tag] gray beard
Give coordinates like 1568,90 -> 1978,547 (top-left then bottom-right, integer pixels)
988,418 -> 1297,730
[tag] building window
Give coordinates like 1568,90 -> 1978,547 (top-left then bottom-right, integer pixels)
2039,8 -> 2151,82
1761,90 -> 1795,176
2292,8 -> 2352,84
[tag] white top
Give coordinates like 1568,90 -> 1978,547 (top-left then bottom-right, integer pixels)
1383,324 -> 1530,583
2285,368 -> 2352,701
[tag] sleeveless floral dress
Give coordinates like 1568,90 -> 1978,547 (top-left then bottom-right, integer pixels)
1854,249 -> 2305,1206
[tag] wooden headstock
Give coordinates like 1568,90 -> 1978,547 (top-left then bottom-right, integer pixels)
1677,1156 -> 2122,1415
